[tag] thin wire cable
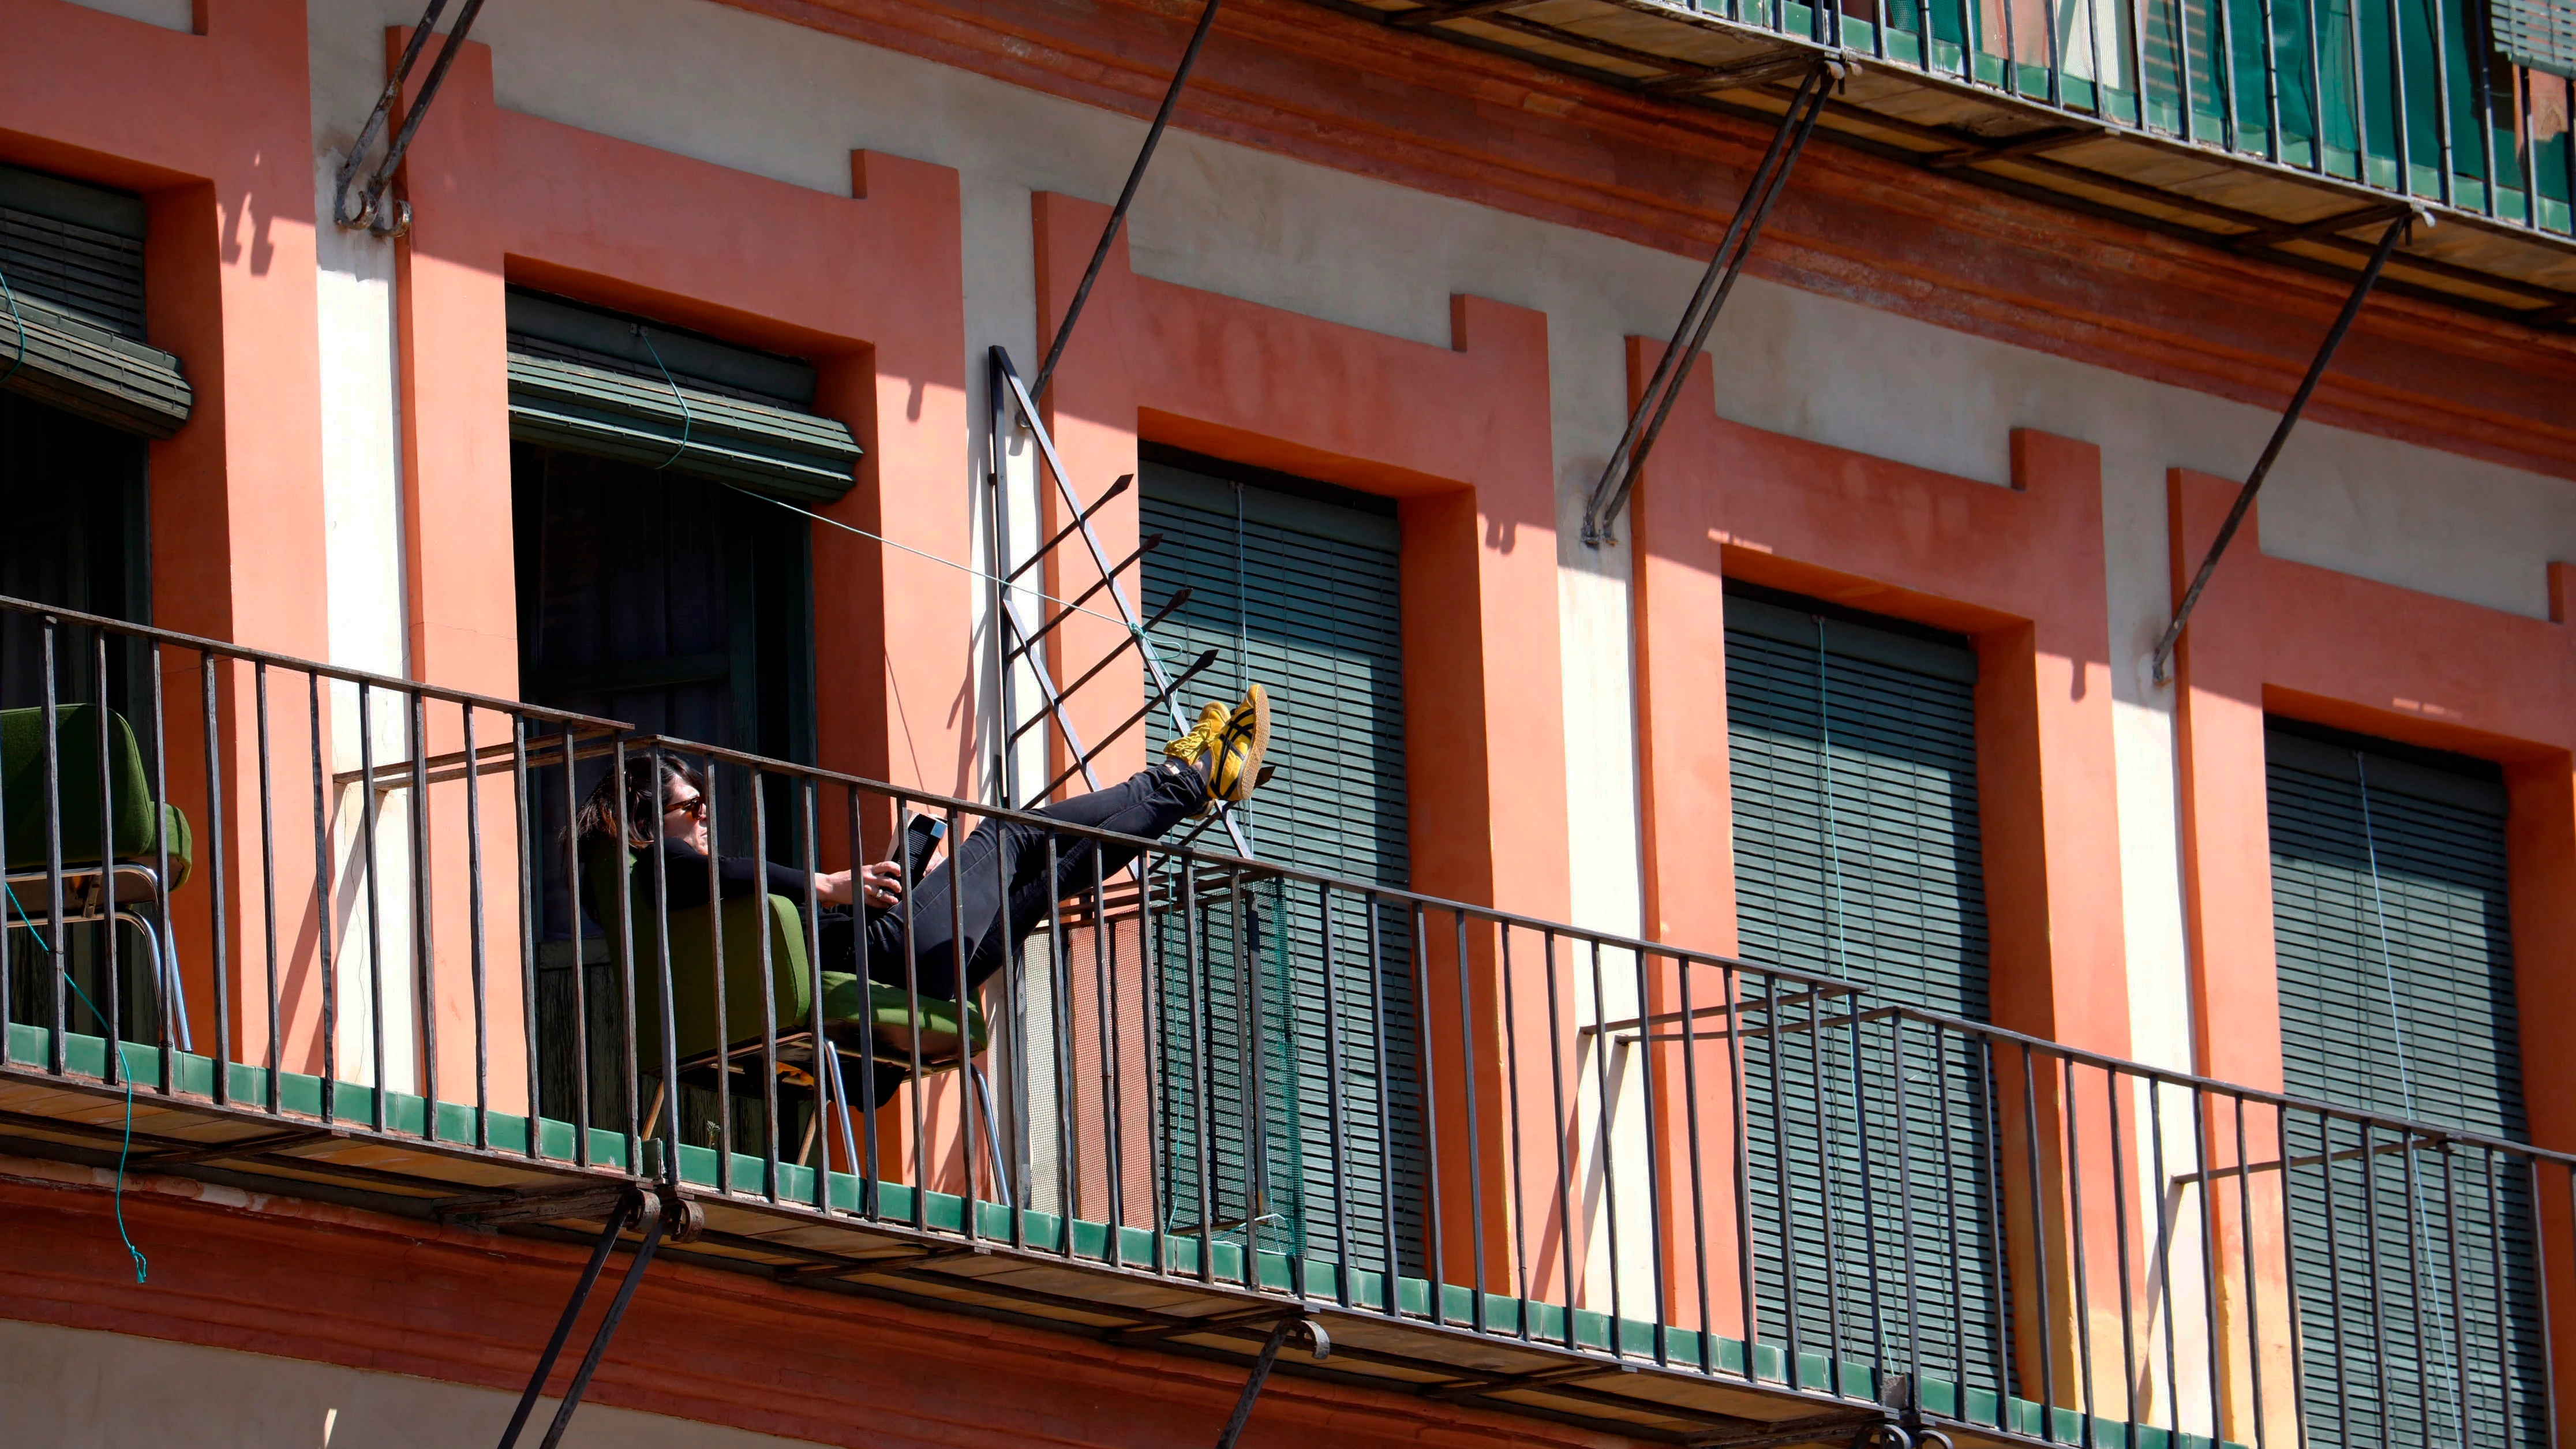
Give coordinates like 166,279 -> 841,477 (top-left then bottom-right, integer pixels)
0,263 -> 27,388
2354,750 -> 2465,1447
9,882 -> 146,1282
1814,616 -> 1855,1357
635,326 -> 694,470
717,481 -> 1146,632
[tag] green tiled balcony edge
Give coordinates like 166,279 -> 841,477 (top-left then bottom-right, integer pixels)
8,1023 -> 2237,1449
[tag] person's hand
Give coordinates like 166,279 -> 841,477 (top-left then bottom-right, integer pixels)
814,868 -> 855,905
858,861 -> 904,909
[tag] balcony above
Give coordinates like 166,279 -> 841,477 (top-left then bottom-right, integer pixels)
1323,0 -> 2576,333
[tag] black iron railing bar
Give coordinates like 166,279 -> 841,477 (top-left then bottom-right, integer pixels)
256,665 -> 283,1114
610,739 -> 642,1171
467,707 -> 492,1144
1851,1005 -> 1886,1389
1933,1024 -> 1963,1406
1805,972 -> 1849,1388
1324,887 -> 1354,1300
2016,1047 -> 2055,1433
89,639 -> 123,1086
1769,972 -> 1804,1379
892,791 -> 925,1222
2530,1159 -> 2560,1449
1050,833 -> 1077,1254
1675,932 -> 1712,1371
1544,928 -> 1578,1346
2147,1078 -> 2178,1435
1182,860 -> 1213,1286
2313,1109 -> 2352,1448
1462,911 -> 1493,1335
646,744 -> 679,1190
409,693 -> 439,1128
2064,1056 -> 2095,1448
36,620 -> 60,1072
2255,0 -> 2282,164
559,723 -> 591,1170
709,757 -> 736,1197
158,641 -> 185,1086
2427,0 -> 2456,207
1141,841 -> 1170,1279
1888,1013 -> 1918,1388
1722,962 -> 1758,1372
2106,1062 -> 2136,1428
310,679 -> 338,1119
2190,1085 -> 2224,1439
514,722 -> 540,1156
801,780 -> 832,1210
1418,904 -> 1448,1321
1586,935 -> 1622,1341
357,683 -> 389,1131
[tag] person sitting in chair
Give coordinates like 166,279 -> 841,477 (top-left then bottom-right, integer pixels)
573,684 -> 1270,1102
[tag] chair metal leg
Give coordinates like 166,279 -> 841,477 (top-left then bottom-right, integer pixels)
114,909 -> 190,1054
822,1049 -> 862,1186
971,1064 -> 1013,1210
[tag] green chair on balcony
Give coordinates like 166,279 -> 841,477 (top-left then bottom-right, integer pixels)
576,837 -> 1007,1189
0,704 -> 194,1050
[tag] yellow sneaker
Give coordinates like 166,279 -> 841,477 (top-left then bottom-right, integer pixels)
1203,684 -> 1271,805
1163,699 -> 1227,765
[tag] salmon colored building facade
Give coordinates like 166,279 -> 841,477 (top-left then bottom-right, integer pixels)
3,0 -> 2574,1446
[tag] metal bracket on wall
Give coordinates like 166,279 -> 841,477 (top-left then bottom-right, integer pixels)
331,0 -> 492,238
1210,1312 -> 1333,1449
1030,0 -> 1227,404
493,1187 -> 677,1449
2147,208 -> 2425,686
1579,54 -> 1848,548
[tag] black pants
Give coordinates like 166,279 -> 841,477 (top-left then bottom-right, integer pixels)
826,761 -> 1208,1006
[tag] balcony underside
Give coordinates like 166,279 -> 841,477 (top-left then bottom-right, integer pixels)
3,1020 -> 2199,1449
1324,0 -> 2576,333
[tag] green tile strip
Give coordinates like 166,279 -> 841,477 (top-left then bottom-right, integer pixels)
9,1020 -> 2236,1448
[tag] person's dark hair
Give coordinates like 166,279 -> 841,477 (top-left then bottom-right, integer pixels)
574,754 -> 706,849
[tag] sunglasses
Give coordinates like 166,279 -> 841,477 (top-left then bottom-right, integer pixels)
666,796 -> 709,821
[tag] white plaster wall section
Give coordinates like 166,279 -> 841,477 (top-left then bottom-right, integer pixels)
0,1319 -> 822,1449
57,0 -> 192,32
312,2 -> 422,1094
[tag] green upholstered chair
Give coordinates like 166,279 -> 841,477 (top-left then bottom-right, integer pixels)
0,704 -> 195,1047
577,837 -> 1001,1177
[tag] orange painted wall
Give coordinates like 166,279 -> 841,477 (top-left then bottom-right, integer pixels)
1629,345 -> 2133,1399
2166,470 -> 2576,1443
1029,193 -> 1567,1282
0,0 -> 332,1085
0,1160 -> 1651,1448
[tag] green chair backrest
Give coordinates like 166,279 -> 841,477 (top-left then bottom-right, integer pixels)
0,705 -> 193,888
576,836 -> 988,1073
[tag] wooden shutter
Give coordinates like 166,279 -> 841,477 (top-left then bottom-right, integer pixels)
1140,459 -> 1424,1280
0,166 -> 190,438
2267,728 -> 2543,1449
504,290 -> 858,504
1725,589 -> 2010,1393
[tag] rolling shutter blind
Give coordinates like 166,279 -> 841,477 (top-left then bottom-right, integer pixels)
1724,591 -> 2008,1391
1140,460 -> 1424,1280
2495,0 -> 2575,80
504,290 -> 858,504
2268,729 -> 2542,1449
0,166 -> 190,438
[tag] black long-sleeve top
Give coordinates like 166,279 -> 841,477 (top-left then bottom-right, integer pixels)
641,838 -> 821,913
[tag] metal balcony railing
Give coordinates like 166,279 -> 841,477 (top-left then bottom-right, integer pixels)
1336,0 -> 2576,330
0,590 -> 2564,1448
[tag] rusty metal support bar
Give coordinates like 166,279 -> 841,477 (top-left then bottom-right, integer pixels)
495,1189 -> 670,1449
1211,1314 -> 1331,1449
1031,0 -> 1227,402
331,0 -> 491,237
1581,58 -> 1841,546
2149,210 -> 2422,685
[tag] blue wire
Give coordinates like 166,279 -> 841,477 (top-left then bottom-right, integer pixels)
0,263 -> 27,389
635,325 -> 693,470
8,881 -> 148,1283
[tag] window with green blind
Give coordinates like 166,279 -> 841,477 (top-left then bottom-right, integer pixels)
1137,453 -> 1424,1281
2267,725 -> 2543,1449
0,164 -> 190,437
1724,585 -> 2009,1392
